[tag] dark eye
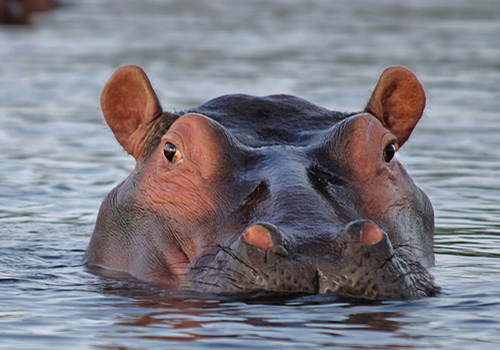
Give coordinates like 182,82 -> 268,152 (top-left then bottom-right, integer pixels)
383,143 -> 396,163
164,142 -> 182,163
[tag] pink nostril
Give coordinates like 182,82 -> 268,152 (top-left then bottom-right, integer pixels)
361,223 -> 384,246
243,225 -> 273,249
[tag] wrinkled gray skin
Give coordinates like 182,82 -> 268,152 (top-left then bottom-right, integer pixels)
83,66 -> 440,300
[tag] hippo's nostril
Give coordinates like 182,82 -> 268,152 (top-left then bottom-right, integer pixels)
243,225 -> 273,249
360,223 -> 384,246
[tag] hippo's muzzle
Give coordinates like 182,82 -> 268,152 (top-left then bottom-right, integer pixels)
181,220 -> 440,300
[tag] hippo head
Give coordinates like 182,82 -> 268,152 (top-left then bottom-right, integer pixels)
83,66 -> 439,300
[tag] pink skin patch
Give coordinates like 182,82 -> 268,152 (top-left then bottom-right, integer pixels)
243,225 -> 273,249
361,223 -> 384,246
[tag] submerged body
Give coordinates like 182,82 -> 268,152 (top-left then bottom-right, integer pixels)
83,66 -> 439,300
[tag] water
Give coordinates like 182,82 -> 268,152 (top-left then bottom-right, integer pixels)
1,0 -> 500,348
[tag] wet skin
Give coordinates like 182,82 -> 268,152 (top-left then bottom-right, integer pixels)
83,66 -> 439,300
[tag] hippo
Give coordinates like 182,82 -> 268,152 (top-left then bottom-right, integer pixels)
83,66 -> 440,300
0,0 -> 58,25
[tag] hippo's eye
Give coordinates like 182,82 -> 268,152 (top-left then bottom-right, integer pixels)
383,143 -> 396,163
164,142 -> 182,163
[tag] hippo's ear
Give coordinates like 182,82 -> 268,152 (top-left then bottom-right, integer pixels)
365,67 -> 426,147
101,66 -> 163,160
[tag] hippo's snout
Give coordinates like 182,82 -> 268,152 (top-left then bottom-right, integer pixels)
181,220 -> 439,300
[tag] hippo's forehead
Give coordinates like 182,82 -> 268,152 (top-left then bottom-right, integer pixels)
186,94 -> 349,147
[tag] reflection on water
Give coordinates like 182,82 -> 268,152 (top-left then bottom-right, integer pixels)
1,0 -> 500,349
78,286 -> 423,348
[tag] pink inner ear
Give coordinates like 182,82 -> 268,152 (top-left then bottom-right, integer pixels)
101,66 -> 162,160
243,225 -> 273,249
365,67 -> 426,147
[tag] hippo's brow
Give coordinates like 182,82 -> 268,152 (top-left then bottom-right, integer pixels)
322,116 -> 353,158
